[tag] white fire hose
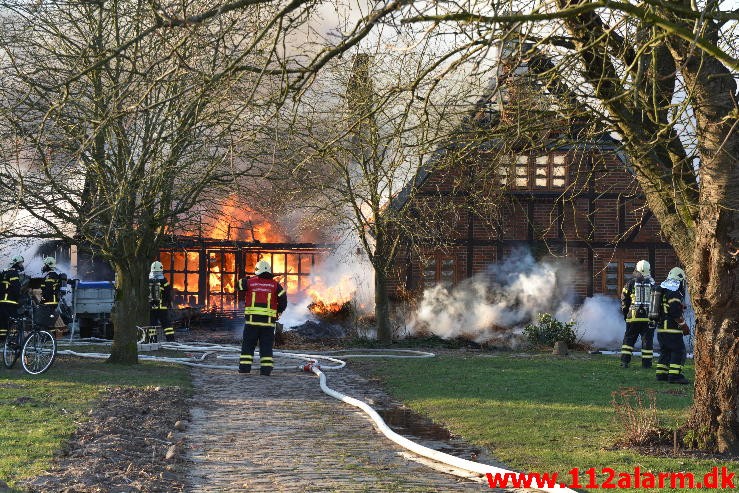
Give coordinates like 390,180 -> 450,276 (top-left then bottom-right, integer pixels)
58,342 -> 575,492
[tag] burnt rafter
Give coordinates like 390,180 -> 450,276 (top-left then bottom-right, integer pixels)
158,235 -> 333,312
162,236 -> 333,251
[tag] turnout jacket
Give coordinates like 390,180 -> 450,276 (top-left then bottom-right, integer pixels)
658,285 -> 685,334
621,275 -> 655,323
0,267 -> 24,304
237,273 -> 287,328
41,270 -> 66,306
149,277 -> 172,310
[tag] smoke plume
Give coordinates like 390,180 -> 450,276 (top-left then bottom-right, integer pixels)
407,248 -> 628,349
280,235 -> 374,329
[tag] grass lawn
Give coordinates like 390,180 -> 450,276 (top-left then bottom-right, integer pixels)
361,351 -> 738,491
0,354 -> 190,490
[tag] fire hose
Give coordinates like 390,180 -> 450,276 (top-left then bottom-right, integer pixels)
58,342 -> 575,492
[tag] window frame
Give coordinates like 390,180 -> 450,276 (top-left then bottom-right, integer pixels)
602,259 -> 637,296
533,154 -> 567,189
420,254 -> 457,288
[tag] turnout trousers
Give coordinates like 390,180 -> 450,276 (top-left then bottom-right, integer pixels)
0,302 -> 18,339
620,321 -> 655,367
656,332 -> 687,382
240,324 -> 275,375
150,308 -> 175,342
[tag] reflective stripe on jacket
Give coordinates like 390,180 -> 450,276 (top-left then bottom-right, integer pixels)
238,275 -> 287,328
657,288 -> 684,334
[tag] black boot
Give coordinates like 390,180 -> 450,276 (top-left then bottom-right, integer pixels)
620,357 -> 630,368
668,374 -> 690,385
641,359 -> 652,369
656,374 -> 668,382
166,334 -> 175,342
260,367 -> 272,376
238,365 -> 251,374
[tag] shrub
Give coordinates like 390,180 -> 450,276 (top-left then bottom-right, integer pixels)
523,312 -> 579,347
611,388 -> 667,446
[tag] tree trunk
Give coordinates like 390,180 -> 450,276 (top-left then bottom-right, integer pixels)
108,260 -> 149,364
375,267 -> 392,344
686,210 -> 739,454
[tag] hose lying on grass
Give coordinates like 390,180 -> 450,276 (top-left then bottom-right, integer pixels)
58,341 -> 575,492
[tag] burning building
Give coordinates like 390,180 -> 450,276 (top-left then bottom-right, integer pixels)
161,197 -> 333,312
159,239 -> 330,311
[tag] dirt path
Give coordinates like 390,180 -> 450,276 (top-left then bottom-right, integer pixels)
186,364 -> 492,492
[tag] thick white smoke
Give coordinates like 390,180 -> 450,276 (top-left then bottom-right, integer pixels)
407,248 -> 629,349
407,249 -> 572,345
566,294 -> 625,349
0,238 -> 44,274
280,235 -> 374,329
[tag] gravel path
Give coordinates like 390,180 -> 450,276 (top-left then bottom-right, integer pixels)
186,362 -> 495,492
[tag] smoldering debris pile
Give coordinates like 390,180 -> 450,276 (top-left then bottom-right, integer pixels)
307,300 -> 354,322
288,320 -> 346,340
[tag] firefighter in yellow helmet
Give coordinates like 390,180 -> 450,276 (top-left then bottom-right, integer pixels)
0,255 -> 26,339
149,261 -> 175,342
652,267 -> 690,384
619,260 -> 656,368
236,259 -> 287,375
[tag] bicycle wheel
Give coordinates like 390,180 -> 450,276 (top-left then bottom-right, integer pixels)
3,325 -> 21,369
21,330 -> 56,375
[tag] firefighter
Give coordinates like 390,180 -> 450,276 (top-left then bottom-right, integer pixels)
37,256 -> 68,329
237,259 -> 287,375
0,255 -> 26,339
619,260 -> 655,368
654,267 -> 690,384
148,261 -> 175,342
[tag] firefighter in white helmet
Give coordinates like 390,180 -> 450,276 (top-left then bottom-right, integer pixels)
37,256 -> 68,329
236,259 -> 287,375
148,260 -> 175,342
619,260 -> 655,368
652,267 -> 690,384
0,255 -> 26,339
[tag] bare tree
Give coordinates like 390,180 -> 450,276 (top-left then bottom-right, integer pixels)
258,42 -> 482,342
312,0 -> 739,452
0,0 -> 323,363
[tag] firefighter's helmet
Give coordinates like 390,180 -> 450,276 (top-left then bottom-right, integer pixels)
10,255 -> 24,268
667,267 -> 686,282
254,259 -> 272,275
635,260 -> 650,277
43,257 -> 56,269
150,261 -> 164,273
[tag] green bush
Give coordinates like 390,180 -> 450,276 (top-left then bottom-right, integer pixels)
523,312 -> 579,347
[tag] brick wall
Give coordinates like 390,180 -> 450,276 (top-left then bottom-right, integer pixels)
391,147 -> 679,302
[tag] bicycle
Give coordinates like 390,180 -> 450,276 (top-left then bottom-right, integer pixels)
2,299 -> 57,375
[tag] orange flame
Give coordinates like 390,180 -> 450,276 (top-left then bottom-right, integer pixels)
202,195 -> 288,243
305,275 -> 356,315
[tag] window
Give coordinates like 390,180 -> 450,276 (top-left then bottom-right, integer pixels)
208,250 -> 237,309
535,155 -> 548,187
552,155 -> 566,187
421,256 -> 456,287
515,155 -> 529,187
603,260 -> 637,295
243,251 -> 317,296
533,154 -> 567,188
497,155 -> 511,185
161,250 -> 201,307
604,262 -> 619,295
